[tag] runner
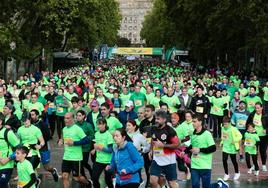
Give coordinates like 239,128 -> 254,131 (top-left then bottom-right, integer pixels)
91,117 -> 114,188
220,116 -> 242,181
30,109 -> 59,182
244,124 -> 260,176
189,114 -> 216,188
0,113 -> 20,188
59,112 -> 92,188
150,110 -> 179,188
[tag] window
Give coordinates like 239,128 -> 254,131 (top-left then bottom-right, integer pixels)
133,26 -> 137,30
129,26 -> 132,30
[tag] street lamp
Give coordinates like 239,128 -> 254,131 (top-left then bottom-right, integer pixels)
9,41 -> 16,81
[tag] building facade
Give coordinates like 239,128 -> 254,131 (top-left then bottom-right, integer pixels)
117,0 -> 153,44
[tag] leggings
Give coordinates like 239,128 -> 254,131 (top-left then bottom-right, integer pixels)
81,152 -> 93,178
245,152 -> 259,171
177,157 -> 188,173
211,115 -> 223,138
92,162 -> 113,188
47,113 -> 56,137
222,152 -> 239,174
142,153 -> 151,185
56,116 -> 65,139
258,136 -> 268,165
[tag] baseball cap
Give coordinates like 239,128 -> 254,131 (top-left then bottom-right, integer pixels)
90,99 -> 99,107
125,100 -> 134,107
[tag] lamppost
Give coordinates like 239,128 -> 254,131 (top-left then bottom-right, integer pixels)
9,41 -> 16,81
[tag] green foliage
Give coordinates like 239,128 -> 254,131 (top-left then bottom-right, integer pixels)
141,0 -> 268,70
0,0 -> 121,61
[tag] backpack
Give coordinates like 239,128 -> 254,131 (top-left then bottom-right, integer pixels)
0,128 -> 11,157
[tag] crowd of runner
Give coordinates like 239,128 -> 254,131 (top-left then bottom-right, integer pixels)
0,60 -> 268,188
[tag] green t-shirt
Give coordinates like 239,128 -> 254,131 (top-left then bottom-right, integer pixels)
146,93 -> 155,105
245,96 -> 262,113
150,97 -> 161,109
130,92 -> 147,112
244,132 -> 260,155
64,92 -> 78,101
106,116 -> 123,134
37,96 -> 47,106
175,121 -> 194,146
190,130 -> 215,169
120,93 -> 131,110
227,86 -> 238,100
94,130 -> 114,164
263,87 -> 268,101
63,124 -> 86,161
55,96 -> 68,116
239,88 -> 248,99
16,80 -> 26,88
221,125 -> 238,154
22,99 -> 30,110
0,97 -> 5,112
161,95 -> 181,113
27,102 -> 44,115
222,95 -> 230,110
253,114 -> 266,137
18,125 -> 42,157
210,97 -> 225,116
17,159 -> 35,188
76,121 -> 94,152
96,97 -> 106,106
92,112 -> 100,131
0,128 -> 20,170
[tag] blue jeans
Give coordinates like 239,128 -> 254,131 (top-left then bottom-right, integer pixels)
191,169 -> 211,188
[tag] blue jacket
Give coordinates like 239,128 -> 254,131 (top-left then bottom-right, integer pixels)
110,141 -> 144,185
118,110 -> 138,126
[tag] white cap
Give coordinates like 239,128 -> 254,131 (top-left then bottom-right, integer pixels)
125,100 -> 134,107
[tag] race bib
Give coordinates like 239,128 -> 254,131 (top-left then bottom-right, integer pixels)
196,106 -> 204,113
153,147 -> 164,156
253,119 -> 261,126
57,107 -> 64,113
238,120 -> 246,126
134,100 -> 142,106
244,138 -> 254,147
222,132 -> 229,140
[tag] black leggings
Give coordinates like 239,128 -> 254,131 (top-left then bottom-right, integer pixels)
211,114 -> 223,138
222,152 -> 239,174
48,113 -> 56,137
115,183 -> 140,188
258,136 -> 268,165
92,162 -> 113,188
56,116 -> 65,139
142,153 -> 151,185
81,152 -> 93,178
245,152 -> 259,171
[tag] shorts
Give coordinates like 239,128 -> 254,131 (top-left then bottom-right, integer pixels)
150,160 -> 177,181
0,168 -> 13,186
40,150 -> 51,165
62,160 -> 81,177
238,129 -> 246,140
26,156 -> 40,170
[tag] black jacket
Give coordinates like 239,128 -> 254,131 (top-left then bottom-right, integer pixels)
4,114 -> 21,133
246,111 -> 268,135
190,94 -> 210,116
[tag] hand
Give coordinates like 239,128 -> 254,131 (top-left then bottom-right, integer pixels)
65,139 -> 74,146
148,151 -> 153,160
179,152 -> 185,158
204,114 -> 208,119
154,139 -> 164,148
121,169 -> 127,175
35,145 -> 41,150
94,143 -> 104,151
263,130 -> 266,134
5,125 -> 11,129
0,157 -> 10,165
58,139 -> 63,146
191,148 -> 200,155
105,165 -> 111,171
90,149 -> 96,155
